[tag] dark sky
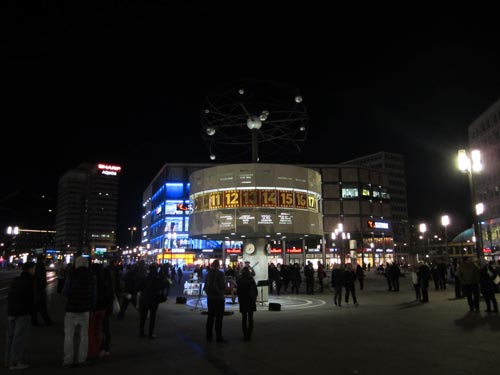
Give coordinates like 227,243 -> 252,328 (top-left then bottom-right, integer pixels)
2,3 -> 500,244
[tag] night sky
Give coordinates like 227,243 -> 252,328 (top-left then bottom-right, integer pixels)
2,3 -> 500,245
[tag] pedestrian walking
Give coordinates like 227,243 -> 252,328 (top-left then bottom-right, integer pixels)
5,261 -> 36,370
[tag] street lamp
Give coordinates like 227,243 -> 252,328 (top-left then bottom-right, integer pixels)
476,202 -> 485,260
419,223 -> 429,258
458,149 -> 483,260
128,226 -> 137,248
441,215 -> 449,258
332,223 -> 350,266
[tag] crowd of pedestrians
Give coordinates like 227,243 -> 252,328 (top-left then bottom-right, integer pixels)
5,255 -> 500,371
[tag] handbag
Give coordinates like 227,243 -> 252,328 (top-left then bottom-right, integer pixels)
493,274 -> 500,285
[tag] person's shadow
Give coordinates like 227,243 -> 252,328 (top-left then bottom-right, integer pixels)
455,312 -> 488,331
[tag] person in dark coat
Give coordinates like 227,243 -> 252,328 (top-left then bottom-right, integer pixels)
355,264 -> 365,290
32,254 -> 54,326
117,264 -> 137,319
137,264 -> 165,339
62,256 -> 96,367
457,256 -> 480,313
418,262 -> 431,303
236,266 -> 258,341
479,261 -> 499,313
290,263 -> 302,294
5,261 -> 36,370
203,259 -> 226,342
342,263 -> 358,306
331,264 -> 344,307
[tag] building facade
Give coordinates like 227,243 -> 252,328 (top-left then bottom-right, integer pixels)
55,162 -> 121,256
141,162 -> 397,268
341,152 -> 409,247
469,98 -> 500,254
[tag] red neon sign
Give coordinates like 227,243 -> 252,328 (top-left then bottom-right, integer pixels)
226,248 -> 242,254
269,248 -> 282,254
97,163 -> 122,171
286,247 -> 302,253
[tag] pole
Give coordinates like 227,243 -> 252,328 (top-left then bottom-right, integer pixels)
444,225 -> 448,257
251,128 -> 258,163
469,172 -> 482,261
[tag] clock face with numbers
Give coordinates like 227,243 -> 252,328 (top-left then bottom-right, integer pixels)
244,242 -> 256,255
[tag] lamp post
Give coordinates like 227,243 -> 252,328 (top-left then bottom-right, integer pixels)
332,223 -> 349,266
128,226 -> 137,249
419,223 -> 428,259
476,202 -> 485,261
458,149 -> 483,260
441,215 -> 449,258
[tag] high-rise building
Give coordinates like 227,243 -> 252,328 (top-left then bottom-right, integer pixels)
468,98 -> 500,252
55,162 -> 122,255
341,152 -> 409,247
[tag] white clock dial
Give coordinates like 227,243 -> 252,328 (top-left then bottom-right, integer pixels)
244,243 -> 256,254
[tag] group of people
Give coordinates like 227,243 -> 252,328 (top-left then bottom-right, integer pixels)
5,256 -> 171,370
409,257 -> 499,313
330,263 -> 364,307
204,260 -> 258,342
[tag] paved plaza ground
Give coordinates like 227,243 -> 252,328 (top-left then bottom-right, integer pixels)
1,269 -> 499,374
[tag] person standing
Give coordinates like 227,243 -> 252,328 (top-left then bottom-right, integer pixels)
411,266 -> 421,302
418,262 -> 431,303
32,254 -> 54,326
457,256 -> 480,313
355,263 -> 365,291
62,256 -> 96,367
450,259 -> 464,299
87,263 -> 112,359
317,261 -> 326,293
331,264 -> 344,307
479,261 -> 499,313
5,261 -> 36,370
203,259 -> 226,343
177,266 -> 183,285
343,263 -> 358,306
236,266 -> 258,341
304,261 -> 314,295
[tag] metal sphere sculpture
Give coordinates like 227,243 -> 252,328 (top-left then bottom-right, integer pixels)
201,80 -> 308,163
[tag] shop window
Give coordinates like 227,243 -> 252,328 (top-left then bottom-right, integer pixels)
342,186 -> 358,199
